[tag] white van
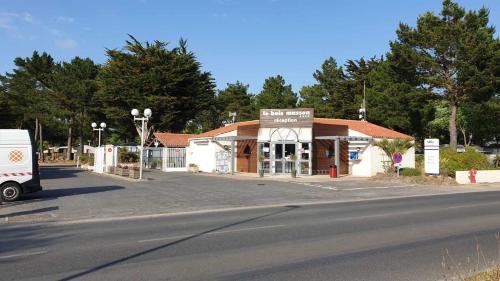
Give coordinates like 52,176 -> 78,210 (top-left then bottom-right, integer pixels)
0,129 -> 42,201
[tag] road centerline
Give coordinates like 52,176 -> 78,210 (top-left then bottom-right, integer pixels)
0,250 -> 48,260
137,224 -> 286,243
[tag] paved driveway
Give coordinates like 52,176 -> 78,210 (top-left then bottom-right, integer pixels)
0,166 -> 496,223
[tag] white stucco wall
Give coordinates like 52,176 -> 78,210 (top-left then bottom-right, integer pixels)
456,170 -> 500,184
187,129 -> 238,173
348,129 -> 373,177
348,129 -> 416,177
187,138 -> 216,172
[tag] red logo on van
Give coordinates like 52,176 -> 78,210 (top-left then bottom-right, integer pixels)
8,150 -> 24,163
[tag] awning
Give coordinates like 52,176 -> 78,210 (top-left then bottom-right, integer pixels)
315,136 -> 373,141
212,136 -> 258,142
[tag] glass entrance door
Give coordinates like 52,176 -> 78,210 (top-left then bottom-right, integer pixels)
284,143 -> 296,173
274,143 -> 283,173
273,142 -> 296,174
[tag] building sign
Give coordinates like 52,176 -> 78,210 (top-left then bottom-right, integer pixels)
424,138 -> 440,175
260,108 -> 314,128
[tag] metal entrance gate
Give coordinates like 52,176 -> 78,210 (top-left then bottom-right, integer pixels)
165,148 -> 186,171
145,148 -> 163,170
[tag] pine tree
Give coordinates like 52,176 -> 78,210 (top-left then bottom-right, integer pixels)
97,35 -> 217,141
217,81 -> 256,123
390,0 -> 499,150
256,75 -> 297,109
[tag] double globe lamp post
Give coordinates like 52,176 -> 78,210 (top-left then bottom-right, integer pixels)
131,108 -> 152,180
91,122 -> 106,147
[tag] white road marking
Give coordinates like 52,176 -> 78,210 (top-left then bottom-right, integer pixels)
342,187 -> 368,191
291,181 -> 415,191
447,201 -> 500,209
138,224 -> 286,243
137,234 -> 190,243
324,184 -> 415,191
0,250 -> 48,260
206,224 -> 285,235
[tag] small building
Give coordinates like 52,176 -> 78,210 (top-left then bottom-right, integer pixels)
182,108 -> 414,177
152,133 -> 194,171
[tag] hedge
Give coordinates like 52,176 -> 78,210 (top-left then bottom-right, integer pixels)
440,147 -> 489,178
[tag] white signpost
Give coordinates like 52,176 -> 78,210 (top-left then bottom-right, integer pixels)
424,139 -> 440,175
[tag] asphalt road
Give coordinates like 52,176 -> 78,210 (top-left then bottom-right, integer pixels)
1,166 -> 492,223
2,191 -> 500,281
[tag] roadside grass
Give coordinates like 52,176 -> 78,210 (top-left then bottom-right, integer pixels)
442,234 -> 500,281
466,267 -> 500,281
373,172 -> 457,185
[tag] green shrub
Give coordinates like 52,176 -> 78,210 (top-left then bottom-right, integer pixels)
415,154 -> 424,174
493,154 -> 500,167
440,147 -> 489,178
401,167 -> 421,176
119,147 -> 139,163
79,154 -> 94,164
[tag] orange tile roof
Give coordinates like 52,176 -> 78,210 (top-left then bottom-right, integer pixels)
194,120 -> 260,138
313,118 -> 413,139
153,132 -> 195,147
188,118 -> 412,140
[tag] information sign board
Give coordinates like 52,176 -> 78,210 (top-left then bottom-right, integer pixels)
424,139 -> 440,175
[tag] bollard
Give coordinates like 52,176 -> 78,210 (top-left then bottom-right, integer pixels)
469,168 -> 477,184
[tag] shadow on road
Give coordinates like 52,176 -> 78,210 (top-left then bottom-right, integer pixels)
40,166 -> 82,180
22,185 -> 125,200
60,205 -> 301,281
0,197 -> 57,209
0,223 -> 70,256
0,206 -> 59,219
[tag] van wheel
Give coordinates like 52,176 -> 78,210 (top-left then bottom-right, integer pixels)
1,182 -> 21,202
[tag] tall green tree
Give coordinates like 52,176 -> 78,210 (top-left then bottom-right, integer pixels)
0,75 -> 17,128
3,52 -> 56,155
217,81 -> 256,123
98,36 -> 217,141
390,0 -> 500,150
50,57 -> 100,156
256,75 -> 297,109
298,85 -> 332,117
364,59 -> 436,139
313,58 -> 353,118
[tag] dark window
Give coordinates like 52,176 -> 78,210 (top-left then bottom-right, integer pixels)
243,145 -> 251,157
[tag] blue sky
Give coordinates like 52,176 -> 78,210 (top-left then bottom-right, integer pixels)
1,0 -> 499,93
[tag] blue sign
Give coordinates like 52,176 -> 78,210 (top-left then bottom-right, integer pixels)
392,152 -> 403,164
349,151 -> 359,160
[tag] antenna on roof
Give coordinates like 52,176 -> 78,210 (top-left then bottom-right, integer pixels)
359,81 -> 367,121
229,112 -> 237,123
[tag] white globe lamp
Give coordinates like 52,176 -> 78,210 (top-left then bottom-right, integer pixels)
131,108 -> 139,117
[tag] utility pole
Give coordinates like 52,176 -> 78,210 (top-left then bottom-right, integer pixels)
229,112 -> 237,123
359,80 -> 367,121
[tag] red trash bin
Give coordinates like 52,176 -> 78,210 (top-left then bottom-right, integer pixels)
329,165 -> 337,178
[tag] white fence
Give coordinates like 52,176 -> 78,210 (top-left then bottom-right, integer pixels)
93,147 -> 105,173
456,170 -> 500,184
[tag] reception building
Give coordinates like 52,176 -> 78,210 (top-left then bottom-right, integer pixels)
155,108 -> 414,177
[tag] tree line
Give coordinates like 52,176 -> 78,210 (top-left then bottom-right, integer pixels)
0,0 -> 499,158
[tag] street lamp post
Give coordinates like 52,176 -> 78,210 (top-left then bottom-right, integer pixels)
91,122 -> 106,147
131,108 -> 152,180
